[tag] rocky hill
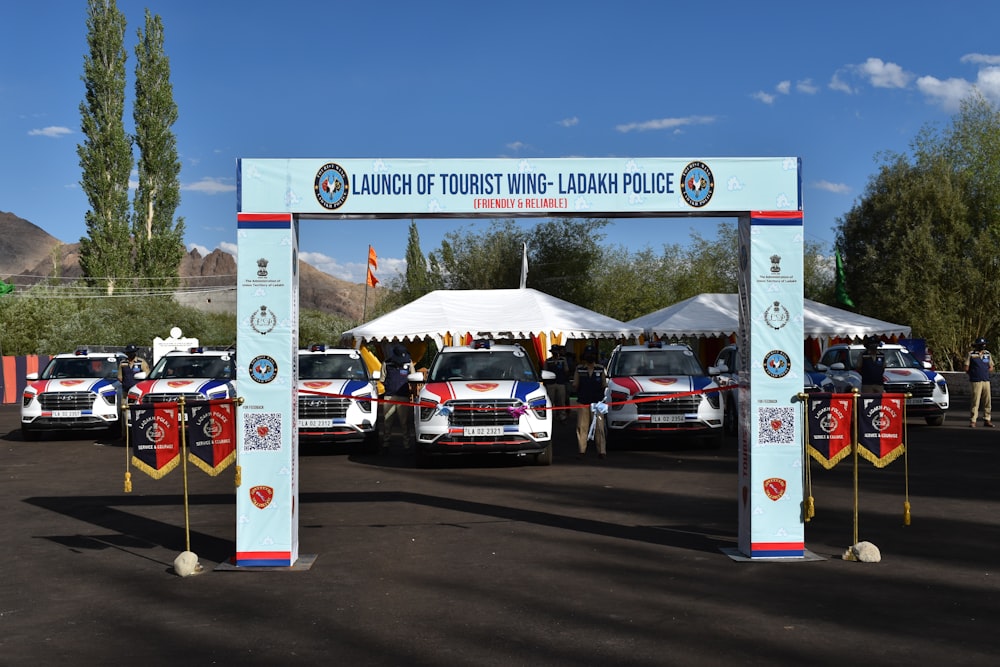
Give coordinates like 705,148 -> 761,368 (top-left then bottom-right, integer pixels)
0,210 -> 376,320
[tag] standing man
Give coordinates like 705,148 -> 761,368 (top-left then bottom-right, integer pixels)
572,346 -> 608,459
965,337 -> 994,428
119,344 -> 150,392
856,336 -> 885,394
380,343 -> 415,448
544,345 -> 571,424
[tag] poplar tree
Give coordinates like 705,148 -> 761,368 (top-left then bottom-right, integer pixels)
132,9 -> 184,290
77,0 -> 132,295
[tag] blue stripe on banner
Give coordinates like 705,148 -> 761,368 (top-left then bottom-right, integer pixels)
238,220 -> 291,229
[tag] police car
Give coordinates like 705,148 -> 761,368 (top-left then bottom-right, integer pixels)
21,349 -> 127,441
127,347 -> 237,407
410,340 -> 555,466
297,345 -> 380,452
606,341 -> 724,447
818,342 -> 949,425
713,344 -> 836,436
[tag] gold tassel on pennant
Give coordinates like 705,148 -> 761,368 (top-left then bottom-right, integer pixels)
234,464 -> 242,487
903,501 -> 911,526
124,471 -> 132,493
806,495 -> 815,521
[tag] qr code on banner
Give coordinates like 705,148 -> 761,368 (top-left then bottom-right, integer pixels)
243,412 -> 282,451
757,407 -> 796,445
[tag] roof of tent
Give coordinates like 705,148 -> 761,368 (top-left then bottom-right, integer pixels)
342,288 -> 642,345
627,293 -> 911,339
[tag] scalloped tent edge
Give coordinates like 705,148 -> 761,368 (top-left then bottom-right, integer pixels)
627,293 -> 911,339
341,288 -> 642,347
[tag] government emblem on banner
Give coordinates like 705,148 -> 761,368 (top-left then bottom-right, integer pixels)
806,394 -> 854,469
857,394 -> 906,467
129,402 -> 181,479
187,399 -> 237,476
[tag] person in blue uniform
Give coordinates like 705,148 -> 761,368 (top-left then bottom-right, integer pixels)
965,337 -> 994,428
855,336 -> 885,394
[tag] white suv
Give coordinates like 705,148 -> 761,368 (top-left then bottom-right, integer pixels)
127,347 -> 237,407
297,345 -> 380,452
410,340 -> 555,466
818,342 -> 949,425
21,349 -> 127,441
606,341 -> 724,447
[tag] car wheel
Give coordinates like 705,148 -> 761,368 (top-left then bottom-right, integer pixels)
534,442 -> 553,466
925,414 -> 945,426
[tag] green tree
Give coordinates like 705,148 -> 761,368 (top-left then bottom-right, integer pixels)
77,0 -> 132,296
430,219 -> 525,290
132,9 -> 185,290
527,218 -> 608,307
836,95 -> 1000,368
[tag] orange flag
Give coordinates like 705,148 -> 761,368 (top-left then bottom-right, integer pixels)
368,245 -> 378,269
366,266 -> 379,287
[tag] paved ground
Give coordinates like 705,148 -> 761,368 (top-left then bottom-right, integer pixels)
2,399 -> 999,666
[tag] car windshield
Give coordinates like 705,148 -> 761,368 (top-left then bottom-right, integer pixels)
299,354 -> 369,380
41,357 -> 119,380
847,348 -> 923,370
149,355 -> 235,380
610,350 -> 706,376
429,350 -> 539,382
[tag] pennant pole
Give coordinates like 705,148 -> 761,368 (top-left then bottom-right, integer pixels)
180,396 -> 191,553
123,404 -> 132,493
851,389 -> 860,546
903,393 -> 911,526
799,393 -> 815,521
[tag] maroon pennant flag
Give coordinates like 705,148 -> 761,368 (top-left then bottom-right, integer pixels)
856,393 -> 906,467
186,399 -> 237,476
129,403 -> 181,479
806,393 -> 854,469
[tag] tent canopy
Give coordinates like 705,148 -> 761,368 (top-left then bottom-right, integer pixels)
342,288 -> 642,347
628,293 -> 911,339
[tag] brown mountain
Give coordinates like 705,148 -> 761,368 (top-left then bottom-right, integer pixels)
0,210 -> 375,320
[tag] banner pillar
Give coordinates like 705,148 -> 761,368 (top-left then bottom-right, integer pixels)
737,211 -> 805,558
234,213 -> 300,567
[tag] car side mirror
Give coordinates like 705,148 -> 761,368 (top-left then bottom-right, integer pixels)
715,362 -> 729,373
134,372 -> 148,380
815,363 -> 829,372
407,371 -> 424,383
707,365 -> 722,376
370,370 -> 381,380
540,369 -> 556,381
830,362 -> 845,371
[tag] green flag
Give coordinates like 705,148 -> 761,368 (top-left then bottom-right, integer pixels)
835,248 -> 854,308
0,278 -> 13,296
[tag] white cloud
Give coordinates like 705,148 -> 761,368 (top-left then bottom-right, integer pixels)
183,177 -> 237,194
506,141 -> 527,152
28,126 -> 72,138
796,79 -> 819,94
961,53 -> 1000,66
856,57 -> 912,89
298,250 -> 406,283
615,115 -> 715,133
828,72 -> 854,94
776,80 -> 791,95
752,91 -> 776,105
557,116 -> 579,127
812,180 -> 851,195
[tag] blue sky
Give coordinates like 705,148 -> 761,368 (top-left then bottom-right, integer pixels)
3,1 -> 1000,285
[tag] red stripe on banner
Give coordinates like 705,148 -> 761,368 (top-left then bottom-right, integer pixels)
236,212 -> 293,222
751,210 -> 803,220
235,551 -> 293,567
750,542 -> 805,557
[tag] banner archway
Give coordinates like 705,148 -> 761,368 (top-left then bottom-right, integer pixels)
235,157 -> 804,566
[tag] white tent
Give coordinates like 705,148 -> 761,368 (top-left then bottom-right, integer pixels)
342,288 -> 642,347
629,293 -> 911,339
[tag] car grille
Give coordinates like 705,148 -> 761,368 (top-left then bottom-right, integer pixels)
38,392 -> 94,410
448,399 -> 520,427
636,393 -> 701,415
884,382 -> 934,398
299,396 -> 349,419
141,392 -> 205,404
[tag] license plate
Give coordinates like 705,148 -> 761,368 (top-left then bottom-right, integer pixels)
651,414 -> 685,424
464,426 -> 504,436
52,410 -> 82,418
300,419 -> 334,428
905,398 -> 925,405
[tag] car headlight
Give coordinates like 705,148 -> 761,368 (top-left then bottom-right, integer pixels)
704,389 -> 721,410
419,399 -> 439,421
528,397 -> 548,420
610,391 -> 628,410
22,391 -> 35,408
100,391 -> 117,406
357,396 -> 373,412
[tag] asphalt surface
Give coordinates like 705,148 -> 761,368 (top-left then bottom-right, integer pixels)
2,399 -> 999,666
